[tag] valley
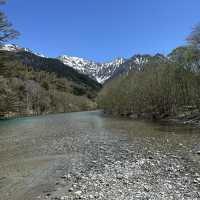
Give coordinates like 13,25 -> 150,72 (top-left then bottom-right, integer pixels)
1,1 -> 200,200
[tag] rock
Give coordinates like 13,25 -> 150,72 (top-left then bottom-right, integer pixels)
89,194 -> 94,199
61,174 -> 68,179
60,196 -> 68,200
148,156 -> 153,159
61,174 -> 71,180
100,146 -> 106,150
144,186 -> 150,192
168,184 -> 173,189
197,192 -> 200,198
193,179 -> 199,184
75,190 -> 82,196
116,174 -> 123,180
130,114 -> 139,119
72,184 -> 77,188
46,193 -> 51,197
94,193 -> 99,198
194,177 -> 200,183
184,193 -> 191,197
68,187 -> 73,192
196,151 -> 200,155
194,172 -> 200,177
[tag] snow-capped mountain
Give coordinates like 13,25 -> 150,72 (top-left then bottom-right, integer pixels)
0,44 -> 167,84
110,54 -> 168,80
57,54 -> 167,83
58,54 -> 158,83
0,44 -> 20,51
58,55 -> 125,83
0,44 -> 46,58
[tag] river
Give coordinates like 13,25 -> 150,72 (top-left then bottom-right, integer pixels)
0,111 -> 199,200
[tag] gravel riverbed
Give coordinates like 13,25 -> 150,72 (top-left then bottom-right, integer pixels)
0,111 -> 199,200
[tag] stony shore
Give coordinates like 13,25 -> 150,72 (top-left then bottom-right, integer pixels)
0,111 -> 199,200
42,139 -> 200,200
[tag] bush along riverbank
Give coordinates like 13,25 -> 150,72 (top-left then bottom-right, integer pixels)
101,106 -> 200,127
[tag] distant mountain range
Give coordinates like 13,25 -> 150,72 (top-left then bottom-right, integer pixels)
0,44 -> 168,84
57,54 -> 168,84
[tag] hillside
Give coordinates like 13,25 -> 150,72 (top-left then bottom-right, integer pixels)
0,49 -> 101,117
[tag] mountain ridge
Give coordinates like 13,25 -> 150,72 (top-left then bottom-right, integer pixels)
0,44 -> 168,84
58,55 -> 126,83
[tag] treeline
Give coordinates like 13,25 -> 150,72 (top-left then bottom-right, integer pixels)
0,54 -> 97,116
98,24 -> 200,119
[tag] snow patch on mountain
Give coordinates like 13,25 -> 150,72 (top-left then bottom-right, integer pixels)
0,44 -> 46,58
58,55 -> 125,83
0,44 -> 20,51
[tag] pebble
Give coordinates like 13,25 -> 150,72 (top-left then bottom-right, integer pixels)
68,187 -> 73,192
89,194 -> 94,199
75,190 -> 82,196
61,175 -> 68,179
144,186 -> 150,192
60,196 -> 68,200
44,146 -> 200,200
116,174 -> 123,180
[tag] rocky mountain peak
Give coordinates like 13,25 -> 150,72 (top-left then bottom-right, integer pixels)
58,55 -> 126,83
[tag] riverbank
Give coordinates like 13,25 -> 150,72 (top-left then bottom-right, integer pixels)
103,109 -> 200,127
0,107 -> 97,120
0,111 -> 39,120
163,112 -> 200,126
0,111 -> 199,200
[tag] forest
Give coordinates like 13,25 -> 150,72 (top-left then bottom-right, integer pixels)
98,27 -> 200,120
0,51 -> 101,117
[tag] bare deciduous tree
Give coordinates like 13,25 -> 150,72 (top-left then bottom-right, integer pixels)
187,23 -> 200,48
0,0 -> 19,43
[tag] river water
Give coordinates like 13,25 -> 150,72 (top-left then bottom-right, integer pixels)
0,111 -> 199,200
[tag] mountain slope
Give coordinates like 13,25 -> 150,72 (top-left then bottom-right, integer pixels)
110,54 -> 168,80
0,47 -> 103,117
0,44 -> 46,57
58,55 -> 125,83
58,54 -> 169,83
0,49 -> 102,100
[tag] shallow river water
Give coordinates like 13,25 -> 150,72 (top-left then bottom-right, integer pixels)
0,111 -> 200,200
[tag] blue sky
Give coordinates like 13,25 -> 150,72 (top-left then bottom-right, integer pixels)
3,0 -> 200,61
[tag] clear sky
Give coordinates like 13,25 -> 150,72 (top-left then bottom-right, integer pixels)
3,0 -> 200,61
